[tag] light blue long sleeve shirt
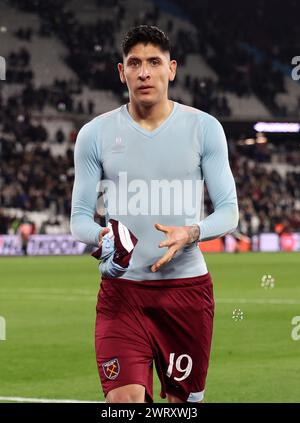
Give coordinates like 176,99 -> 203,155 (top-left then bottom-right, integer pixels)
71,102 -> 238,280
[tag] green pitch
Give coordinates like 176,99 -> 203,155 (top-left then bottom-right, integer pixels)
0,253 -> 299,403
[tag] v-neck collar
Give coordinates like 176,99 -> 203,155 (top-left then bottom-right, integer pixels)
122,101 -> 178,138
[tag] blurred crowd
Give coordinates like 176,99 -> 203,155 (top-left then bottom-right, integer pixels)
5,45 -> 96,115
1,128 -> 299,236
173,0 -> 300,117
229,137 -> 300,235
230,154 -> 300,236
5,0 -> 300,117
0,135 -> 74,218
1,0 -> 300,237
8,0 -> 233,116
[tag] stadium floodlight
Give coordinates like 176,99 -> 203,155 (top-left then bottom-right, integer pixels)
254,122 -> 300,133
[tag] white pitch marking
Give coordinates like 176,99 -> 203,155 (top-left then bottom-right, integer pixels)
0,295 -> 95,302
216,298 -> 300,305
0,396 -> 103,403
2,294 -> 300,305
0,288 -> 95,295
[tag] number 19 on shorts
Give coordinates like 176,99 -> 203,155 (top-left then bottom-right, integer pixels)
166,353 -> 193,381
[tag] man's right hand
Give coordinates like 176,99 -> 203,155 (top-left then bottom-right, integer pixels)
92,219 -> 138,278
98,227 -> 111,246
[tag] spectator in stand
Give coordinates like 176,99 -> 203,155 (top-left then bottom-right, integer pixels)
17,215 -> 36,255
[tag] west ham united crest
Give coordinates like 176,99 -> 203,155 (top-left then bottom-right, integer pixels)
102,358 -> 120,380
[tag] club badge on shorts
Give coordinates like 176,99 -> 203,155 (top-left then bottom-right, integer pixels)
102,358 -> 120,380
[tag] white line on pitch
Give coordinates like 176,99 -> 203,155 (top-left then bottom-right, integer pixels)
0,396 -> 103,403
0,288 -> 95,295
2,294 -> 300,305
0,295 -> 95,302
216,298 -> 300,305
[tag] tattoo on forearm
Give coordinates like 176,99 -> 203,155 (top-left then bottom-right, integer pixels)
188,225 -> 200,243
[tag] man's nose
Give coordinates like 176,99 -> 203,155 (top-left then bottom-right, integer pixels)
138,63 -> 150,80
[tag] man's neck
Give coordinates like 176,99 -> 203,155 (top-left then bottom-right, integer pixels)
127,99 -> 174,132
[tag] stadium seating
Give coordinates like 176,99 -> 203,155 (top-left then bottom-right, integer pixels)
1,0 -> 299,239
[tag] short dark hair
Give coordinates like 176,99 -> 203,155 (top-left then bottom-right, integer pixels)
122,25 -> 170,57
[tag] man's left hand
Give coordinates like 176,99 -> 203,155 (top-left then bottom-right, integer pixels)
151,223 -> 200,272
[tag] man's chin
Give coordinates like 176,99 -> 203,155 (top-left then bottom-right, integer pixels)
135,95 -> 157,107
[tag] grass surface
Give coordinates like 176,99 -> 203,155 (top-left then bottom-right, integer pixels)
0,253 -> 299,402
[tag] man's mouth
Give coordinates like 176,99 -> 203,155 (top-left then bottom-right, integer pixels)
138,86 -> 154,90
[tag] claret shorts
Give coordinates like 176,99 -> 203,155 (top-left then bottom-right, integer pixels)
95,273 -> 214,403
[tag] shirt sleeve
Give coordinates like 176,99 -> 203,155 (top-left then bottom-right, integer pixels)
70,120 -> 104,246
195,114 -> 239,242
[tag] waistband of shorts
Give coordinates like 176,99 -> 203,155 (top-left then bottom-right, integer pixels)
102,272 -> 211,289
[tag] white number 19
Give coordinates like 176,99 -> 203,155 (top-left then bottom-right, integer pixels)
166,353 -> 193,381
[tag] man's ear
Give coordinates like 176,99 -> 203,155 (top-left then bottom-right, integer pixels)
169,59 -> 177,82
118,62 -> 126,84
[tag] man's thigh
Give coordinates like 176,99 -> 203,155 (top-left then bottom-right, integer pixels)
95,282 -> 154,402
148,274 -> 215,403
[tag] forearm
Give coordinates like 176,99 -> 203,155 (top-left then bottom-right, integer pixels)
198,114 -> 239,243
70,119 -> 104,247
70,213 -> 103,247
195,202 -> 239,242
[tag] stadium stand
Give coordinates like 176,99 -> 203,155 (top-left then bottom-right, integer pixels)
0,0 -> 299,245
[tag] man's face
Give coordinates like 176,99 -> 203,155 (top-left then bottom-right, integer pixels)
118,43 -> 177,107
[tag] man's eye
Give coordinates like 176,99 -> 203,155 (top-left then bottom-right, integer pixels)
129,61 -> 139,67
151,59 -> 160,66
